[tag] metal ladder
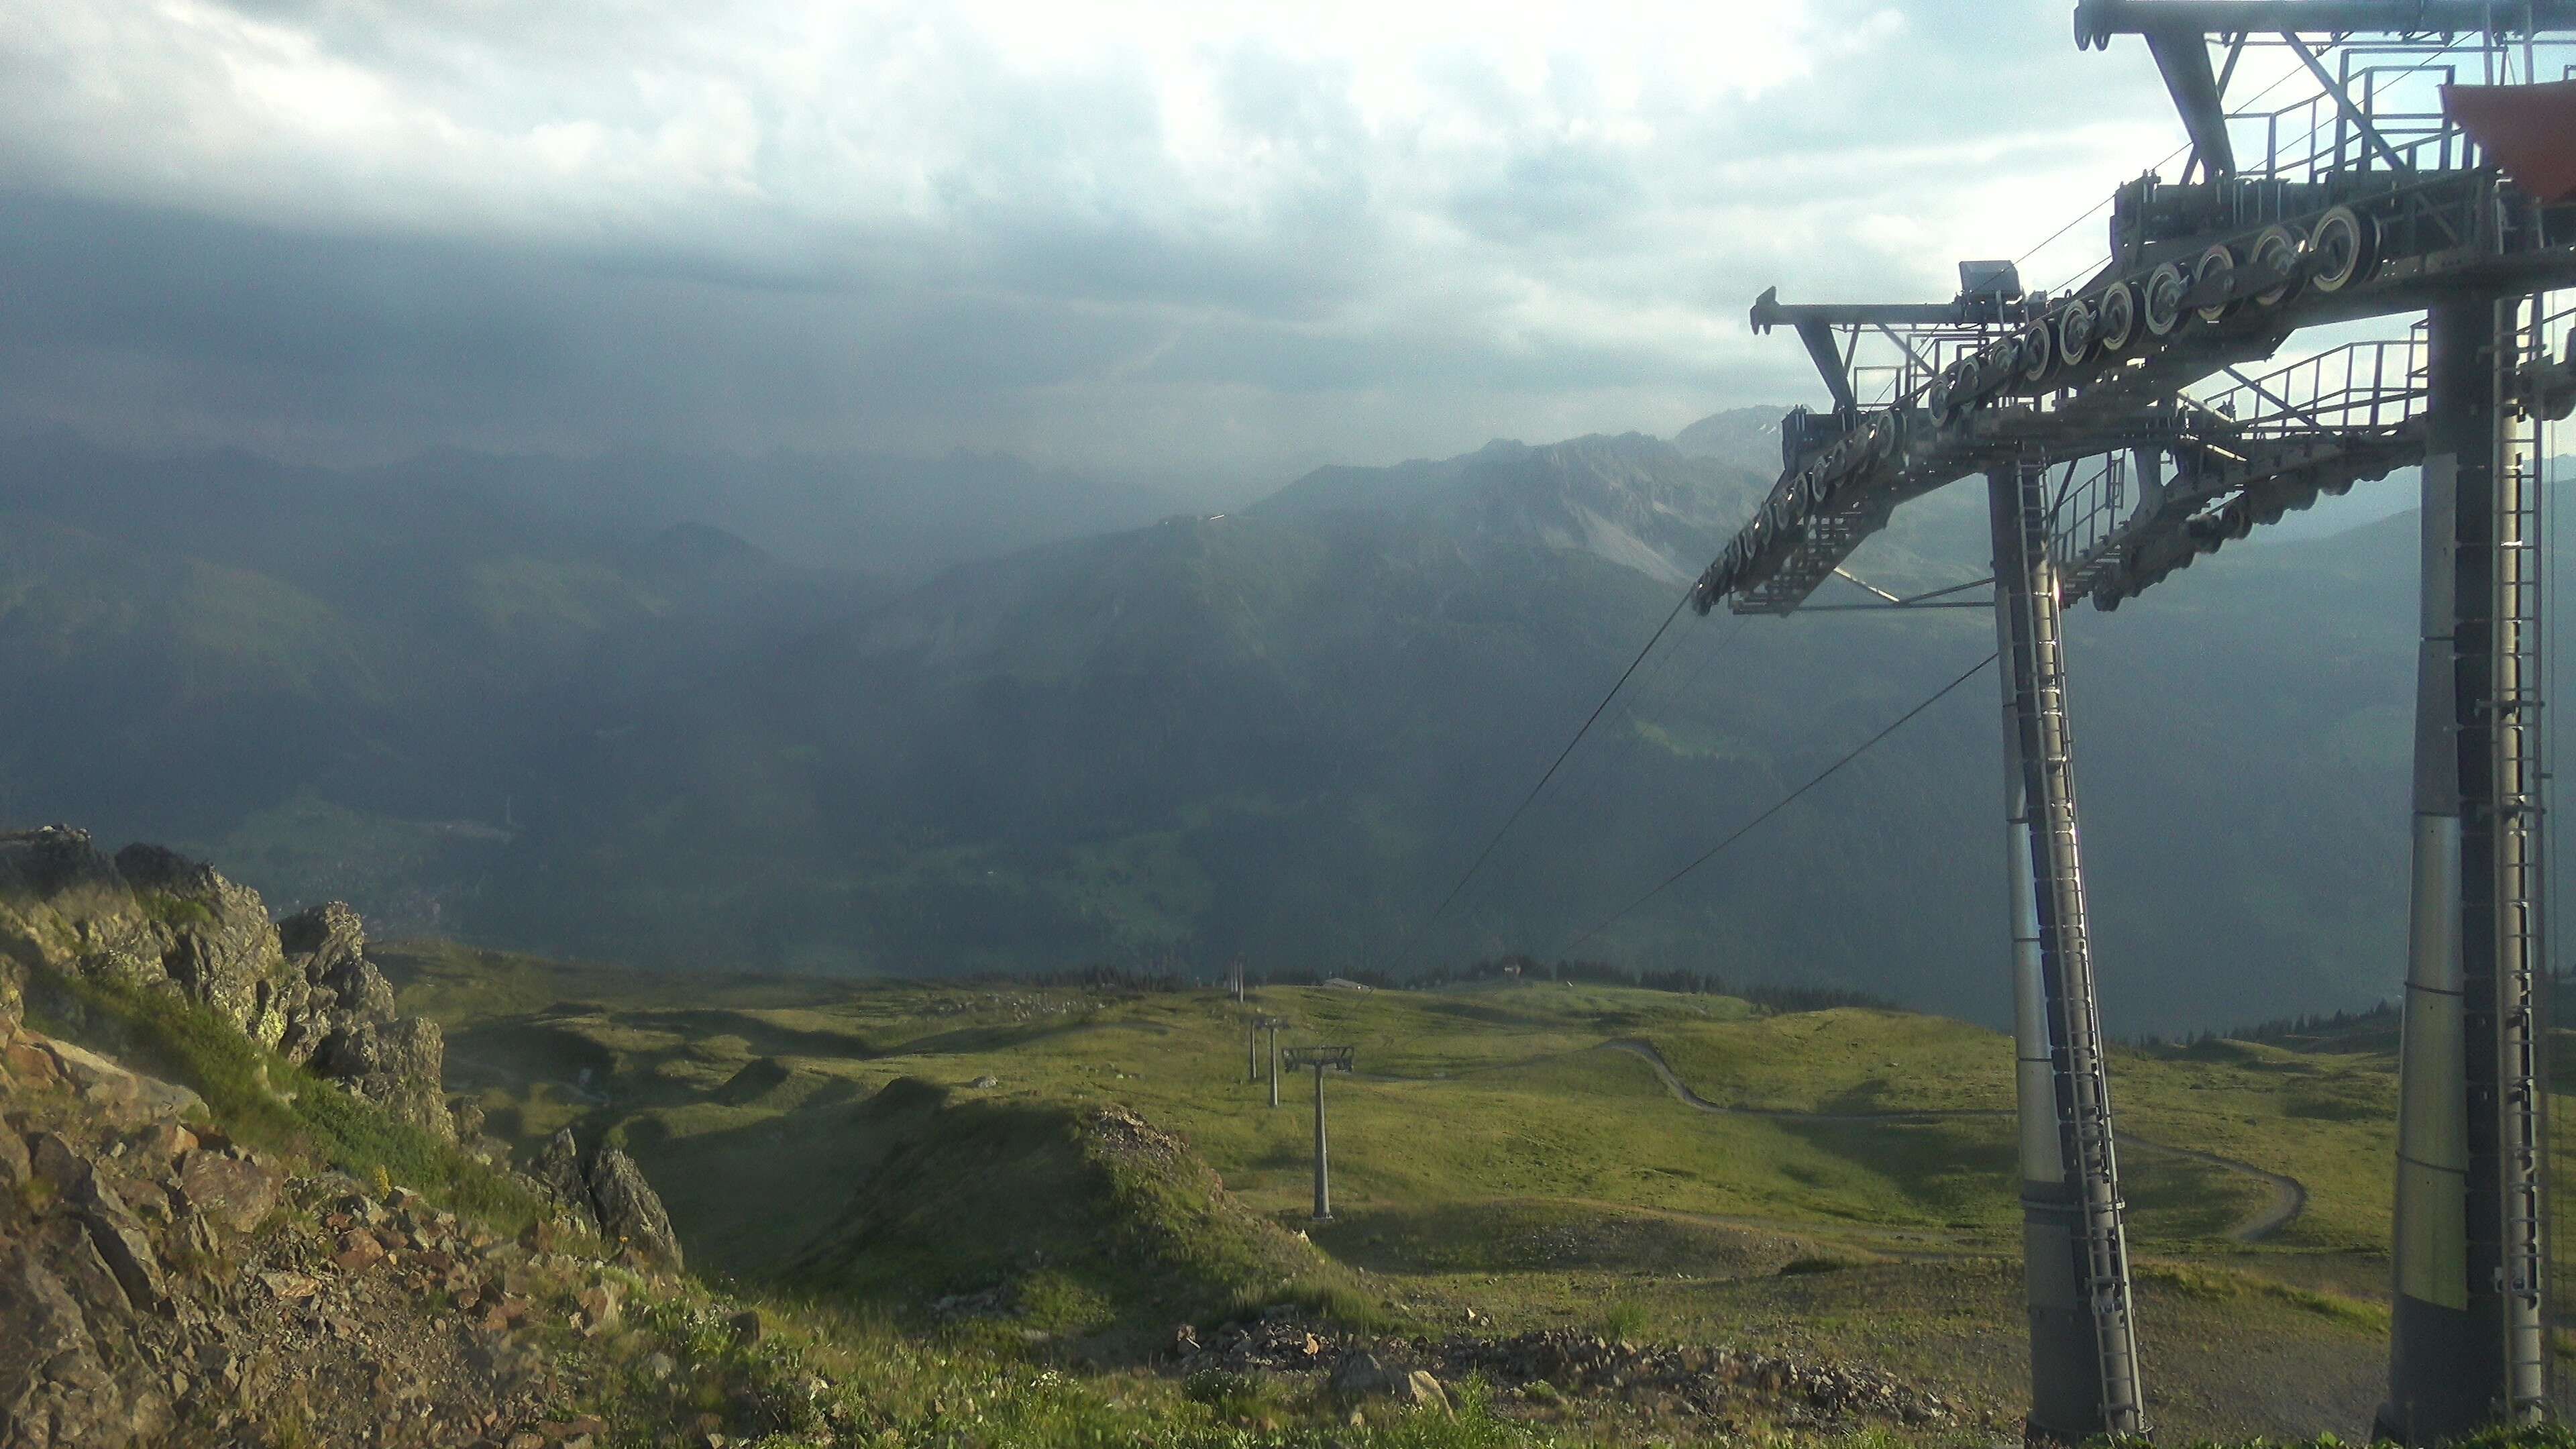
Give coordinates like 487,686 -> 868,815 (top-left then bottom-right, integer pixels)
2012,463 -> 2147,1433
2493,291 -> 2553,1420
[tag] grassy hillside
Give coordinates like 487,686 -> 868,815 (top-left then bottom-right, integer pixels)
383,940 -> 2493,1442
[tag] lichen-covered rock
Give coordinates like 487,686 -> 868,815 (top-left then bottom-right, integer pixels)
277,900 -> 364,975
0,828 -> 156,989
0,826 -> 125,907
314,1017 -> 453,1141
69,1172 -> 169,1315
0,1127 -> 29,1193
176,1150 -> 282,1234
531,1129 -> 586,1203
34,1039 -> 205,1128
0,1243 -> 129,1449
115,843 -> 292,1034
587,1148 -> 684,1271
280,902 -> 398,1022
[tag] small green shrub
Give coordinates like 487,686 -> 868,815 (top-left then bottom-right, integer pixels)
1597,1298 -> 1648,1342
134,892 -> 215,930
1183,1368 -> 1261,1408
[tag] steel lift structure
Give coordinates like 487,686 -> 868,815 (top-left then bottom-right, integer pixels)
1688,3 -> 2576,1439
1283,1044 -> 1355,1220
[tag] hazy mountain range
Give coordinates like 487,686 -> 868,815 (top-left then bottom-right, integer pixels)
0,417 -> 2527,1033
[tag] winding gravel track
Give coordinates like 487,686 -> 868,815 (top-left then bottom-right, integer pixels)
1601,1038 -> 2307,1244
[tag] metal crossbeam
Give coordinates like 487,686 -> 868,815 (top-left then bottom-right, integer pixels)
1281,1044 -> 1353,1071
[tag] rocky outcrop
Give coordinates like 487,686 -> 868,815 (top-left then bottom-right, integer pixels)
0,1024 -> 260,1448
531,1128 -> 590,1210
0,1012 -> 750,1449
313,1016 -> 449,1139
586,1148 -> 685,1272
0,827 -> 450,1142
115,842 -> 292,1043
522,1130 -> 686,1271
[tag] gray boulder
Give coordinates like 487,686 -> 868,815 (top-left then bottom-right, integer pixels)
586,1147 -> 684,1271
0,1244 -> 128,1449
114,845 -> 290,1037
1328,1351 -> 1448,1411
276,901 -> 364,977
531,1128 -> 589,1205
313,1017 -> 452,1141
280,903 -> 397,1023
174,1150 -> 282,1234
1329,1350 -> 1398,1402
69,1174 -> 168,1316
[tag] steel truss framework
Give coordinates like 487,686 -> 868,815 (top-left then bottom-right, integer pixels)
1688,3 -> 2576,1442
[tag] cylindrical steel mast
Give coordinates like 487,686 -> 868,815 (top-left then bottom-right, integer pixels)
2382,297 -> 2551,1444
1990,462 -> 2146,1439
1268,1023 -> 1281,1109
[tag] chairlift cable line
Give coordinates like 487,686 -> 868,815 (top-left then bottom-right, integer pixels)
1450,610 -> 1756,952
1558,649 -> 2000,956
1383,583 -> 1699,975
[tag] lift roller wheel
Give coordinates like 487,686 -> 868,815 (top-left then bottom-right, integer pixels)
2141,262 -> 2186,338
2247,225 -> 2304,307
1927,368 -> 1957,425
2193,242 -> 2237,324
2094,280 -> 2137,354
2017,321 -> 2055,384
1978,339 -> 2018,397
2306,205 -> 2377,294
2056,297 -> 2096,368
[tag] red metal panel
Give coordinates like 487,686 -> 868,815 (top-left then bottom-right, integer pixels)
2443,81 -> 2576,203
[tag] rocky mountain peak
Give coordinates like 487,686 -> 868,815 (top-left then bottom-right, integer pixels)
1670,405 -> 1794,473
1251,430 -> 1766,584
1446,432 -> 1767,583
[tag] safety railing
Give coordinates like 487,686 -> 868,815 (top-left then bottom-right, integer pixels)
2232,57 -> 2471,188
2182,331 -> 2431,441
2048,455 -> 2132,573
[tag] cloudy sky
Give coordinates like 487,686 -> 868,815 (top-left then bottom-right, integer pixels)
1,0 -> 2206,493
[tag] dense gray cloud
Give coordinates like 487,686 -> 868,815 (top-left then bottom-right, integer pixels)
0,0 -> 2205,489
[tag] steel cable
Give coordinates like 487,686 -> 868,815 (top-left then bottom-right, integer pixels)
1558,649 -> 2000,956
1382,584 -> 1699,974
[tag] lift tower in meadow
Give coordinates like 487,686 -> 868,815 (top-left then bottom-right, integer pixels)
1682,3 -> 2576,1438
1283,1044 -> 1355,1220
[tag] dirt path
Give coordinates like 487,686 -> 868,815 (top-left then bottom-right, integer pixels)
1601,1038 -> 2306,1244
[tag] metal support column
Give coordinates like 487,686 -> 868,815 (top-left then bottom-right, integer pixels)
1268,1022 -> 1281,1109
2383,297 -> 2551,1444
1311,1063 -> 1330,1220
1248,1016 -> 1259,1084
1990,462 -> 2146,1440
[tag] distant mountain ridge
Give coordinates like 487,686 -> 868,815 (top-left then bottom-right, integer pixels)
1256,433 -> 1770,583
365,441 -> 1185,581
0,415 -> 2510,1032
